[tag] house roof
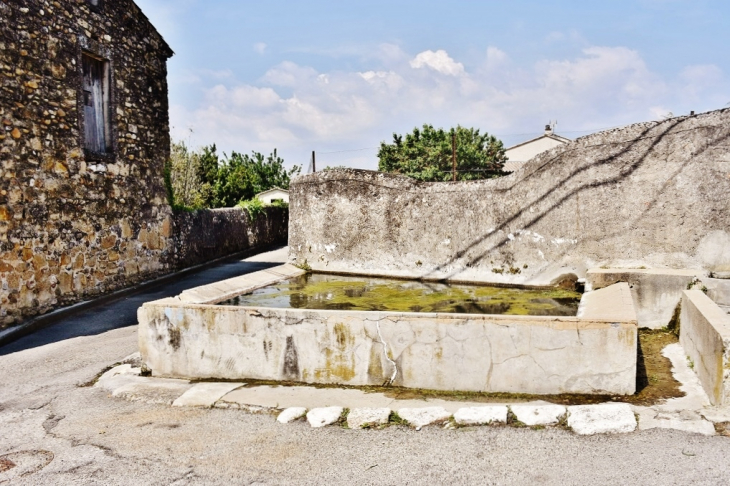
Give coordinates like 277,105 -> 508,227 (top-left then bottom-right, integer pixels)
502,161 -> 526,173
505,133 -> 571,152
256,187 -> 289,197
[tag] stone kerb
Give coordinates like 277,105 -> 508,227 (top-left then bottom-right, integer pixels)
586,268 -> 703,329
139,266 -> 638,396
680,289 -> 730,406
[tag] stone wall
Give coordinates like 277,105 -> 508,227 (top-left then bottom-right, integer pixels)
289,109 -> 730,285
0,0 -> 174,326
172,207 -> 288,269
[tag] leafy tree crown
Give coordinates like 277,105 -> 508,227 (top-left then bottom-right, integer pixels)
378,124 -> 506,181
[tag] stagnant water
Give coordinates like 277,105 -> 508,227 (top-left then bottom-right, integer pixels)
218,273 -> 581,316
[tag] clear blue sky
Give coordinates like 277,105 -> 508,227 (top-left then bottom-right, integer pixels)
135,0 -> 730,170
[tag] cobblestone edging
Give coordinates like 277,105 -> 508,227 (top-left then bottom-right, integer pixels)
94,344 -> 726,437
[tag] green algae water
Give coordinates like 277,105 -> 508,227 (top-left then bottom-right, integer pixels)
219,273 -> 581,316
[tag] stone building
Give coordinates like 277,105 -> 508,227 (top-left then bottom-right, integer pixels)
0,0 -> 175,327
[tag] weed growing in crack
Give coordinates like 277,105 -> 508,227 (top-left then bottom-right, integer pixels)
506,409 -> 526,428
556,413 -> 570,430
388,411 -> 408,426
337,408 -> 351,428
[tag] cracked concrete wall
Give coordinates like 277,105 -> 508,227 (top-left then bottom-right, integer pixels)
139,274 -> 637,395
680,289 -> 730,406
288,109 -> 730,285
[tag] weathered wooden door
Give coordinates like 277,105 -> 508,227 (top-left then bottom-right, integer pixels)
82,54 -> 108,153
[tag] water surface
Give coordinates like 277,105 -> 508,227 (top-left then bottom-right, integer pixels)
218,273 -> 581,316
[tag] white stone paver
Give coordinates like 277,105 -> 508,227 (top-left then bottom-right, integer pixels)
347,408 -> 391,429
568,403 -> 637,435
511,405 -> 566,426
634,406 -> 715,435
454,406 -> 508,426
277,407 -> 308,424
700,408 -> 730,423
96,364 -> 141,383
397,407 -> 451,428
307,407 -> 344,428
172,382 -> 244,408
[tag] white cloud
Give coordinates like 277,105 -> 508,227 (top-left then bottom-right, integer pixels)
262,61 -> 318,87
410,50 -> 465,76
253,42 -> 267,55
486,47 -> 508,67
170,46 -> 729,170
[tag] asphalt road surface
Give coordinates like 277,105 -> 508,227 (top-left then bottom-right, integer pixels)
2,248 -> 730,485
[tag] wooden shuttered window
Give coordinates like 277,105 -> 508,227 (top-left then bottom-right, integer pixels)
82,53 -> 111,153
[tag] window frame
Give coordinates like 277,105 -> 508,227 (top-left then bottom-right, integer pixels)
77,37 -> 116,162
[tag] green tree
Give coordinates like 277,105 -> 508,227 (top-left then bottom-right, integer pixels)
166,141 -> 301,209
167,140 -> 206,209
212,149 -> 301,208
377,124 -> 506,181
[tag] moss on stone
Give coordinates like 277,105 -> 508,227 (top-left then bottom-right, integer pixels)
221,273 -> 582,316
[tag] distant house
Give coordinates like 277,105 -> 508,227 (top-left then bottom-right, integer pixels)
503,125 -> 571,173
256,187 -> 289,204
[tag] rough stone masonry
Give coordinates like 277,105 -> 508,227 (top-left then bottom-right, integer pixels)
0,0 -> 174,326
289,108 -> 730,285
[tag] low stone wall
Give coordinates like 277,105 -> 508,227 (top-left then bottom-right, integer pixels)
289,109 -> 730,286
586,268 -> 703,329
171,206 -> 288,269
0,205 -> 288,330
139,267 -> 637,395
680,290 -> 730,406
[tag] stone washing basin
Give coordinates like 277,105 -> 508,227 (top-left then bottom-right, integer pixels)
138,264 -> 637,395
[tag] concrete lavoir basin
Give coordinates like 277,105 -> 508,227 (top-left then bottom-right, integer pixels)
138,264 -> 638,395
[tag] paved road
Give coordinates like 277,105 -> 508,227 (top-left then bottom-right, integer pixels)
2,248 -> 730,485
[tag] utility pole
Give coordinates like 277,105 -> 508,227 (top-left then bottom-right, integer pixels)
312,150 -> 316,173
452,132 -> 457,181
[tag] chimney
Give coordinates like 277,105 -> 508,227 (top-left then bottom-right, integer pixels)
544,124 -> 553,136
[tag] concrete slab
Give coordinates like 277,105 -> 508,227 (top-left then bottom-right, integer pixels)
172,382 -> 245,408
110,378 -> 193,406
216,384 -> 532,412
578,282 -> 637,322
586,268 -> 703,329
347,408 -> 391,429
307,407 -> 343,428
706,278 -> 730,306
567,403 -> 637,435
453,406 -> 508,426
397,407 -> 451,428
634,406 -> 715,436
96,364 -> 141,384
511,404 -> 566,426
700,408 -> 730,423
178,264 -> 304,304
